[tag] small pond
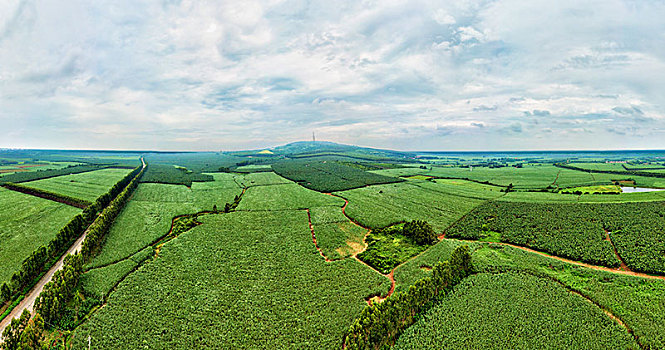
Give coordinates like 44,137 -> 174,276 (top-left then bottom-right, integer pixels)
620,187 -> 665,193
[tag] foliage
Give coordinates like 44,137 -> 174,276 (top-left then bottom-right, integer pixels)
395,239 -> 665,349
21,168 -> 133,202
403,220 -> 436,245
0,188 -> 81,295
598,201 -> 665,274
343,246 -> 473,350
140,164 -> 213,187
445,201 -> 620,267
0,164 -> 103,184
34,164 -> 145,326
336,182 -> 490,231
1,183 -> 91,208
393,272 -> 637,350
357,222 -> 435,274
272,159 -> 402,192
71,211 -> 390,349
1,310 -> 46,350
237,183 -> 342,210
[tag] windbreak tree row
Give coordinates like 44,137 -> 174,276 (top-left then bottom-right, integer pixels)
0,165 -> 143,308
343,245 -> 473,350
35,163 -> 145,325
1,182 -> 92,208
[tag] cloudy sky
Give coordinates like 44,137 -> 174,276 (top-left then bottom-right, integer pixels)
1,0 -> 664,151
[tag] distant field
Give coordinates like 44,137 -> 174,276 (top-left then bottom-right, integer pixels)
272,159 -> 401,192
560,185 -> 621,194
336,182 -> 492,231
394,272 -> 636,349
238,183 -> 342,210
0,161 -> 80,176
0,188 -> 81,285
73,211 -> 389,349
23,168 -> 132,202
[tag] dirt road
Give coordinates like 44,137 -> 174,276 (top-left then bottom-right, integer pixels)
0,158 -> 145,339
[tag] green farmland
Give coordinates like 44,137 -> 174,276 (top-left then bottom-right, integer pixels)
0,188 -> 81,285
23,168 -> 132,202
3,145 -> 665,350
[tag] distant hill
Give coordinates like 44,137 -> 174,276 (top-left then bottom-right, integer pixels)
269,141 -> 417,161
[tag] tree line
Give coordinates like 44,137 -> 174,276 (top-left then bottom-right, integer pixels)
1,183 -> 91,208
35,164 -> 145,325
343,245 -> 473,350
0,166 -> 143,308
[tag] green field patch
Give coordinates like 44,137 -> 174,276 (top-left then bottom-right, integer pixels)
86,184 -> 197,269
405,175 -> 433,180
272,159 -> 402,192
238,183 -> 342,210
336,182 -> 487,232
560,185 -> 622,194
22,168 -> 132,202
394,272 -> 637,349
72,211 -> 390,349
357,224 -> 431,274
446,201 -> 620,267
81,247 -> 154,299
0,188 -> 81,285
233,171 -> 292,187
394,240 -> 665,349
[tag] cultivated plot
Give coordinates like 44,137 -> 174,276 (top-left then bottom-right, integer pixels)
73,211 -> 390,349
0,188 -> 81,285
23,168 -> 132,202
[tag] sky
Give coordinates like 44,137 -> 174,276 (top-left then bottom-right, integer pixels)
1,0 -> 665,151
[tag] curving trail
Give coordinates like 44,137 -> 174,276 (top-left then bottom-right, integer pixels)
0,158 -> 146,340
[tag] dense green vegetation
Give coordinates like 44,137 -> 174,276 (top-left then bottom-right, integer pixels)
445,201 -> 620,267
35,164 -> 145,326
72,211 -> 390,349
447,200 -> 665,274
357,224 -> 425,274
238,183 -> 342,210
344,246 -> 472,350
272,159 -> 402,192
394,272 -> 637,349
6,145 -> 665,349
140,164 -> 213,187
22,168 -> 132,202
394,239 -> 665,349
599,201 -> 665,274
336,182 -> 491,231
308,206 -> 367,260
0,188 -> 81,287
0,164 -> 103,184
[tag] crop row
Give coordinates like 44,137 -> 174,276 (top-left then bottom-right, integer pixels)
393,272 -> 636,349
71,210 -> 390,349
272,160 -> 401,192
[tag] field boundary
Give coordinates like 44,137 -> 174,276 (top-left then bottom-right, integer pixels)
1,183 -> 91,208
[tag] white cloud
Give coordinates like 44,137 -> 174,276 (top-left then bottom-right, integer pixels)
0,0 -> 664,151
